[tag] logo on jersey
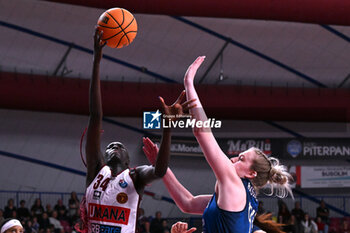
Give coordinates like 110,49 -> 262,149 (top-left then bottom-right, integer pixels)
247,182 -> 257,198
88,203 -> 130,225
116,192 -> 128,204
119,179 -> 128,188
93,191 -> 102,200
143,110 -> 161,129
91,223 -> 121,233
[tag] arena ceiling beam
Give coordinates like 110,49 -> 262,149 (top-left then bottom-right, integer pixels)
1,72 -> 350,122
44,0 -> 350,26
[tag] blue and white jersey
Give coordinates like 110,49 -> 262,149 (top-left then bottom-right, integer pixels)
202,178 -> 258,233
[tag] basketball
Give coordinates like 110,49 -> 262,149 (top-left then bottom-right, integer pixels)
97,8 -> 138,48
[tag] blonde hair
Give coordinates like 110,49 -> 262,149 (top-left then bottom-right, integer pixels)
250,147 -> 293,198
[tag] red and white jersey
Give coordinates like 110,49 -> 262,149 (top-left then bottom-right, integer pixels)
85,166 -> 139,233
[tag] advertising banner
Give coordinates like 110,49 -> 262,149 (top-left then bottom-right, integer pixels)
150,137 -> 350,160
300,166 -> 350,188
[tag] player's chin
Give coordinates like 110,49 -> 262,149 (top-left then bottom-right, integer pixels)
106,153 -> 120,163
112,153 -> 123,162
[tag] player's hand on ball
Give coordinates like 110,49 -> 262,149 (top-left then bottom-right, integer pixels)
93,27 -> 106,59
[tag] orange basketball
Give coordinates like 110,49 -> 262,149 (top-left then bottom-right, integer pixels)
97,8 -> 138,48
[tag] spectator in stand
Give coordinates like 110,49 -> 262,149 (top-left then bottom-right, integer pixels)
283,215 -> 297,233
0,209 -> 4,225
48,211 -> 64,233
340,219 -> 350,233
32,217 -> 40,232
17,200 -> 30,221
10,210 -> 17,220
316,200 -> 329,233
45,224 -> 55,233
45,204 -> 53,217
4,199 -> 17,219
315,217 -> 325,233
53,199 -> 66,221
31,199 -> 44,221
137,208 -> 150,233
278,200 -> 291,225
301,213 -> 317,233
69,207 -> 80,227
257,201 -> 266,215
24,219 -> 37,233
150,211 -> 164,233
68,192 -> 79,222
162,219 -> 170,233
292,201 -> 305,233
39,212 -> 51,232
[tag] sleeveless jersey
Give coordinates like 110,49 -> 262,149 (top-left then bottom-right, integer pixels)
85,166 -> 139,233
202,179 -> 258,233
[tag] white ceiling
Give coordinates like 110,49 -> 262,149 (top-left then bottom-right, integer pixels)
0,0 -> 349,88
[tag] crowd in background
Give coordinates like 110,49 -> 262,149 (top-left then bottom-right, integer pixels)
1,194 -> 350,233
0,192 -> 80,233
0,193 -> 172,233
272,200 -> 350,233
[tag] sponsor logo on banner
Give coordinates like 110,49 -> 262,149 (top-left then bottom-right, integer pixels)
287,140 -> 302,158
300,166 -> 350,188
88,203 -> 130,225
303,142 -> 350,157
91,223 -> 121,233
170,143 -> 202,154
227,139 -> 271,155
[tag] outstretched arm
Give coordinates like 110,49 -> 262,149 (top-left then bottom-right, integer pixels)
143,138 -> 211,215
183,57 -> 246,211
85,29 -> 106,187
183,57 -> 238,182
163,169 -> 212,214
136,91 -> 195,186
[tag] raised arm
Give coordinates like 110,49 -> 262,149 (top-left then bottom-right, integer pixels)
183,57 -> 239,182
85,29 -> 106,187
163,168 -> 212,214
143,138 -> 211,215
183,57 -> 248,211
135,91 -> 195,187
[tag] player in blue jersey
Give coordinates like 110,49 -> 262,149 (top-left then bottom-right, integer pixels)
144,56 -> 292,233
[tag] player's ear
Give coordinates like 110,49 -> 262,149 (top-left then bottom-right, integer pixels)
246,170 -> 257,179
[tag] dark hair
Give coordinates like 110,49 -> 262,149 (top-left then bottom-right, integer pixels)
254,213 -> 285,233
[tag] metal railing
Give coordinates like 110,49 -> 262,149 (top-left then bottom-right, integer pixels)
0,190 -> 85,210
1,190 -> 349,219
